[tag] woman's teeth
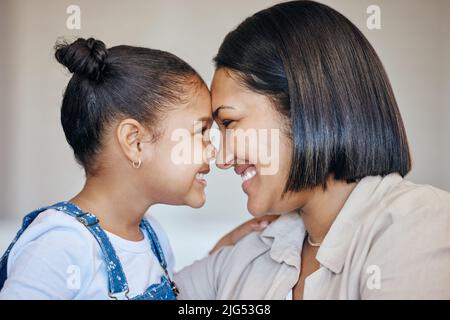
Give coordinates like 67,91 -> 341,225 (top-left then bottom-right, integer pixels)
241,166 -> 257,182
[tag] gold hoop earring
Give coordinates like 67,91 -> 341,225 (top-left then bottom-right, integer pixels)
132,158 -> 142,169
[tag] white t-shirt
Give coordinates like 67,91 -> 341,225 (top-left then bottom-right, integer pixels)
0,208 -> 175,300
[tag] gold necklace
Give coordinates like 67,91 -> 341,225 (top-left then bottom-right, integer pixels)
306,233 -> 322,247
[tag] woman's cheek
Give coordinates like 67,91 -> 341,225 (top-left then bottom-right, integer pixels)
160,149 -> 194,190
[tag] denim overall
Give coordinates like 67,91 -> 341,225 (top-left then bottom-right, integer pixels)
0,201 -> 179,300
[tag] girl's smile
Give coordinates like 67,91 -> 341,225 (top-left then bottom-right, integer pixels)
194,167 -> 210,187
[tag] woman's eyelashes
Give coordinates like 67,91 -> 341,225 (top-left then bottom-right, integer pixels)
221,119 -> 234,128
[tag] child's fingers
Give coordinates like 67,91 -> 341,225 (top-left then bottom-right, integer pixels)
249,215 -> 279,231
209,215 -> 280,254
250,220 -> 269,231
228,215 -> 277,242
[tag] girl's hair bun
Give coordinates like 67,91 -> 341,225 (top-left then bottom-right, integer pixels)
55,37 -> 108,81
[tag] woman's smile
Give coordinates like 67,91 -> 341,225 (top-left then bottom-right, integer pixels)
234,164 -> 257,193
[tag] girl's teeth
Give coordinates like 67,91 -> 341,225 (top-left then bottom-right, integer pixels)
196,173 -> 205,180
241,167 -> 257,182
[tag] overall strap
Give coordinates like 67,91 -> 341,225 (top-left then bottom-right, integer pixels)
52,202 -> 130,297
0,201 -> 130,297
140,218 -> 179,297
139,219 -> 168,269
0,202 -> 69,289
0,202 -> 177,299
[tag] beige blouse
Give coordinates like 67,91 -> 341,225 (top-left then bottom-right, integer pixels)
174,173 -> 450,299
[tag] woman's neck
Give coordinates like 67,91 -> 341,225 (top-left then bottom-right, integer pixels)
70,174 -> 153,241
299,178 -> 357,244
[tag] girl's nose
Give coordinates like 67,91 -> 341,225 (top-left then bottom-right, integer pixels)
205,144 -> 217,163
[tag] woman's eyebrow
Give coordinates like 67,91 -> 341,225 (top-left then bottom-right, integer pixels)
212,105 -> 235,119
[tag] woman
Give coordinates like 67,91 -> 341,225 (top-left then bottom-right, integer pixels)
174,0 -> 450,299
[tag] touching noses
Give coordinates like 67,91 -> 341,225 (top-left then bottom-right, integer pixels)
215,133 -> 234,170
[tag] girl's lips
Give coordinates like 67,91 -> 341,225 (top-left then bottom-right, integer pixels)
195,172 -> 207,186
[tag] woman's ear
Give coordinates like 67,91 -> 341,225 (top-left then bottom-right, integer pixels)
116,119 -> 154,167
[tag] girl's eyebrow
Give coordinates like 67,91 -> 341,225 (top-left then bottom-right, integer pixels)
212,105 -> 235,119
197,116 -> 213,125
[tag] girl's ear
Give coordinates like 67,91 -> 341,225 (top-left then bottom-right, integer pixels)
116,119 -> 155,166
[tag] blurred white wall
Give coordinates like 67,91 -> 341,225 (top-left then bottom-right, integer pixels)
0,0 -> 449,270
443,2 -> 450,192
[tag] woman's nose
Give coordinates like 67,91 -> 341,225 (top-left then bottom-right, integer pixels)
215,139 -> 234,170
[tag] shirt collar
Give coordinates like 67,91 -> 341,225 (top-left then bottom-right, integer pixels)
258,173 -> 403,274
259,211 -> 305,269
316,173 -> 403,274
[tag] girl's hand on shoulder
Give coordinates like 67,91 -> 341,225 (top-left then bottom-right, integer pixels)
209,215 -> 279,254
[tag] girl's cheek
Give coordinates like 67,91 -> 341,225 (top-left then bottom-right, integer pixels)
193,135 -> 212,164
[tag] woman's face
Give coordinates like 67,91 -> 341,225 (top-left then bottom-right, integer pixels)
211,68 -> 307,217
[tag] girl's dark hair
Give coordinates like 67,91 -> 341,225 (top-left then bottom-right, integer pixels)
55,37 -> 203,174
214,0 -> 411,191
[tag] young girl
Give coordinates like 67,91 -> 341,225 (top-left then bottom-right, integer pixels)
0,37 -> 218,300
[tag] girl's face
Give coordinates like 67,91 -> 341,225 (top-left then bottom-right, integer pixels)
211,69 -> 307,217
140,83 -> 214,208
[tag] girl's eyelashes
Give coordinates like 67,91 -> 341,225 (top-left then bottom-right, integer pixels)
195,126 -> 208,135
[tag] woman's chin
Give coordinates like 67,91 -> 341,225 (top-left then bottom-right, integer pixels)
246,199 -> 269,218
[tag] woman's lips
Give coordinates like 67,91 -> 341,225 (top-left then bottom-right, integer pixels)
237,165 -> 257,193
241,166 -> 257,182
234,163 -> 253,175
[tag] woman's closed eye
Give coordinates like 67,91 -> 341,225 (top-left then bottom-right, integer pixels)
221,119 -> 234,128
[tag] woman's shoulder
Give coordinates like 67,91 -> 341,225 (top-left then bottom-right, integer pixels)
358,180 -> 450,298
381,179 -> 450,218
361,178 -> 450,243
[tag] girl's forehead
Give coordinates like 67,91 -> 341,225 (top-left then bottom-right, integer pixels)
175,86 -> 213,121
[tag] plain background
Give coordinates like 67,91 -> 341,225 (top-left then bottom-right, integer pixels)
0,0 -> 449,270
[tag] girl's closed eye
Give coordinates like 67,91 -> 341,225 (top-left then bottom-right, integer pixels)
195,123 -> 212,139
195,126 -> 208,135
